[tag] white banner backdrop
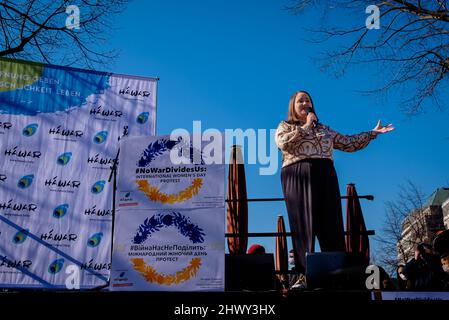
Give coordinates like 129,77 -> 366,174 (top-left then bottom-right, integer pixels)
0,58 -> 157,288
111,134 -> 225,291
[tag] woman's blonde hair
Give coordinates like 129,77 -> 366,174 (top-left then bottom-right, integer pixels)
287,90 -> 316,124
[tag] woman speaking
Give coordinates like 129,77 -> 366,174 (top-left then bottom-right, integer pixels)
275,90 -> 394,285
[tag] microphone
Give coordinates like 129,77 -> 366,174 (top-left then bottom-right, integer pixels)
305,107 -> 317,127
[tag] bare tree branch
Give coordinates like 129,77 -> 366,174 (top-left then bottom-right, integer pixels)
290,0 -> 449,114
374,181 -> 435,275
0,0 -> 129,68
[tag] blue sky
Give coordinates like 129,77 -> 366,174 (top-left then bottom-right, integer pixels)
107,0 -> 449,259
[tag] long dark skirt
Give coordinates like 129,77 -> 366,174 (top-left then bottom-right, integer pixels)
281,158 -> 345,274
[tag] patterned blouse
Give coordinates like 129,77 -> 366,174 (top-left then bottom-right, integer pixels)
275,121 -> 378,168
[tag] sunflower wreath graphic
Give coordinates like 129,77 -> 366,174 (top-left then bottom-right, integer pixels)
131,257 -> 202,286
136,138 -> 206,204
136,178 -> 203,204
131,212 -> 205,286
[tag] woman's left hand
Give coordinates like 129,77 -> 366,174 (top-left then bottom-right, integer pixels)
372,120 -> 394,134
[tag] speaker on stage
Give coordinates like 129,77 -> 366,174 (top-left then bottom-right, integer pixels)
225,253 -> 276,291
305,252 -> 367,290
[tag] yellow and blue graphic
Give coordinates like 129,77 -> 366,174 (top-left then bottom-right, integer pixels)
22,123 -> 38,137
57,152 -> 72,166
136,112 -> 149,124
93,131 -> 108,144
136,138 -> 205,204
131,212 -> 204,286
87,232 -> 103,248
91,180 -> 106,194
53,204 -> 69,219
17,174 -> 34,189
0,59 -> 110,116
48,259 -> 65,274
12,229 -> 29,244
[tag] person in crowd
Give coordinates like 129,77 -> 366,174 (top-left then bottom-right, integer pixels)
380,266 -> 397,291
402,243 -> 444,291
247,244 -> 266,255
287,249 -> 303,289
396,264 -> 408,290
440,252 -> 449,290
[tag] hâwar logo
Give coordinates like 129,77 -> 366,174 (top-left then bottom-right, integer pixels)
119,87 -> 150,99
136,112 -> 149,124
136,138 -> 205,204
22,123 -> 38,137
131,212 -> 205,286
91,180 -> 106,194
4,146 -> 41,160
0,121 -> 12,130
48,126 -> 83,138
12,229 -> 29,244
87,154 -> 116,167
53,204 -> 69,219
87,232 -> 103,247
48,259 -> 65,274
90,105 -> 123,118
57,152 -> 72,166
93,131 -> 108,144
17,175 -> 34,189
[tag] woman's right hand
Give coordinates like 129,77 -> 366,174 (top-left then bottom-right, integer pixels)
302,112 -> 317,130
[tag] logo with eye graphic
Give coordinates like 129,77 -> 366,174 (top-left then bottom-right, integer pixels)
131,212 -> 205,286
87,232 -> 103,248
12,229 -> 29,244
48,259 -> 65,274
136,138 -> 205,204
93,131 -> 108,144
17,175 -> 34,189
22,123 -> 38,137
57,152 -> 72,166
136,112 -> 149,124
53,204 -> 69,219
91,180 -> 106,194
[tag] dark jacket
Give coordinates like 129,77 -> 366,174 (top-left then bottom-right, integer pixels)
403,253 -> 444,291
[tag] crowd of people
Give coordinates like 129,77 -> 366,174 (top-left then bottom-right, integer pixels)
247,239 -> 449,292
393,242 -> 449,291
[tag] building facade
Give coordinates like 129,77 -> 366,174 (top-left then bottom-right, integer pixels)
397,188 -> 449,264
442,197 -> 449,229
